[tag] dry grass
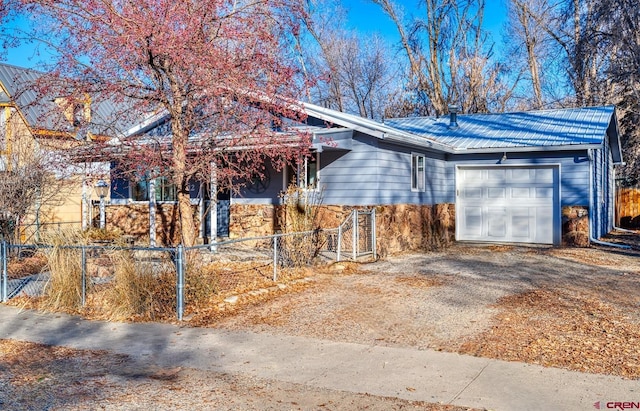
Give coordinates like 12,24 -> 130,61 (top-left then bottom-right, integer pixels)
39,230 -> 85,312
101,250 -> 175,321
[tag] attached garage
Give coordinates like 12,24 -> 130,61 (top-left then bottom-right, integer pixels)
456,165 -> 560,245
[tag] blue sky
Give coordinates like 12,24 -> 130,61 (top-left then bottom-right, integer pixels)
4,0 -> 508,69
341,0 -> 507,46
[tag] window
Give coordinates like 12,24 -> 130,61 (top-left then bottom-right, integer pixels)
131,176 -> 177,202
305,153 -> 318,188
411,153 -> 425,192
131,179 -> 150,201
284,152 -> 319,190
155,176 -> 177,201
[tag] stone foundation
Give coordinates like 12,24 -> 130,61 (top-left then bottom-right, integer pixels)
229,203 -> 456,256
299,203 -> 454,257
562,206 -> 590,247
229,204 -> 277,239
105,204 -> 200,246
106,202 -> 592,250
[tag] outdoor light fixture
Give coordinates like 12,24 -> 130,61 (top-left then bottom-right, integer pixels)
95,180 -> 108,229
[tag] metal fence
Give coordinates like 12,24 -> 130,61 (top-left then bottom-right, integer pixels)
0,209 -> 376,321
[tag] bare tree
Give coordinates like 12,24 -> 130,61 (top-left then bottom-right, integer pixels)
299,0 -> 400,120
7,0 -> 308,247
371,0 -> 513,115
0,117 -> 46,242
505,0 -> 551,109
591,0 -> 640,185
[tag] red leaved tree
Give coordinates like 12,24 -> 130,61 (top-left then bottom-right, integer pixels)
9,0 -> 310,246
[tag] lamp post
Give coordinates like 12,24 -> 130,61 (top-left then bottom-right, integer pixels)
95,180 -> 108,229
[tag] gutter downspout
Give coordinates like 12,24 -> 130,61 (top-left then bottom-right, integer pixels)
588,149 -> 631,249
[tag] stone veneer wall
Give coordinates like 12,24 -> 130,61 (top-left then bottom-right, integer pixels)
315,204 -> 455,257
229,203 -> 456,257
105,204 -> 200,245
228,204 -> 277,239
107,203 -> 591,249
562,206 -> 590,247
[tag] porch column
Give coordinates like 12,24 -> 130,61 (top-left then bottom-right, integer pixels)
81,173 -> 89,231
149,178 -> 156,247
210,162 -> 217,244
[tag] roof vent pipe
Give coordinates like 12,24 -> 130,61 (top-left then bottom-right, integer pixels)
448,105 -> 459,129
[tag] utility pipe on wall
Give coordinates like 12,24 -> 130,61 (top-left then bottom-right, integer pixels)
588,149 -> 631,249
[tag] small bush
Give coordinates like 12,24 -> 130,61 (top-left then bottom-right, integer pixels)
104,250 -> 174,320
278,184 -> 324,267
40,229 -> 86,311
85,227 -> 123,243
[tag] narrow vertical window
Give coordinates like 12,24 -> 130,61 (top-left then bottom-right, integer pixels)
305,153 -> 318,188
412,153 -> 425,192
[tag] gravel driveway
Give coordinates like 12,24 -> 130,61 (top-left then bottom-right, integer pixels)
212,244 -> 640,372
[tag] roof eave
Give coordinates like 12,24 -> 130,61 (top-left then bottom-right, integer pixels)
451,143 -> 602,155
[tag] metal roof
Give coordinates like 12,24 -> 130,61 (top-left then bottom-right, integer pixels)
385,106 -> 616,151
0,62 -> 140,137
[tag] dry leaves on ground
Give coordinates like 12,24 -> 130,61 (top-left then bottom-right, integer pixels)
459,287 -> 640,379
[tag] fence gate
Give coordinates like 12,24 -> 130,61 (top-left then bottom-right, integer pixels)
337,209 -> 376,261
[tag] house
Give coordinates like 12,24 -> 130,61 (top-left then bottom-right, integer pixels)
0,62 -> 132,241
104,101 -> 622,252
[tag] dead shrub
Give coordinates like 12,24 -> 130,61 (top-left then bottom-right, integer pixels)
104,250 -> 175,321
184,257 -> 219,307
277,184 -> 324,267
7,254 -> 47,279
39,229 -> 86,312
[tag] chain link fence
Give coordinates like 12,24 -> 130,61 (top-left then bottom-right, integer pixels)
0,209 -> 376,321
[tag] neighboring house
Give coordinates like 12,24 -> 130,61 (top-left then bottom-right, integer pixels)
105,101 -> 622,252
0,62 -> 131,240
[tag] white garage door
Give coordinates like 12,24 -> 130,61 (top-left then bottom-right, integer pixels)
456,166 -> 557,244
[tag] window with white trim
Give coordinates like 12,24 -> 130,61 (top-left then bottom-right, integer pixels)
131,175 -> 177,202
304,153 -> 318,189
285,152 -> 319,190
411,153 -> 425,192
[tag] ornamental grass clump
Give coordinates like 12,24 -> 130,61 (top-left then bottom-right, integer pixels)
40,229 -> 85,311
277,184 -> 324,268
104,250 -> 175,321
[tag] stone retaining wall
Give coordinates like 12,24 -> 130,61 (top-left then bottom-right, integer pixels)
562,206 -> 590,247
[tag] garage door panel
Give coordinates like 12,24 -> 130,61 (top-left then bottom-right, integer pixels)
488,187 -> 506,198
488,169 -> 506,181
487,208 -> 507,237
536,187 -> 553,198
461,207 -> 482,237
511,187 -> 531,198
534,207 -> 553,243
511,208 -> 531,238
464,187 -> 482,198
457,166 -> 557,245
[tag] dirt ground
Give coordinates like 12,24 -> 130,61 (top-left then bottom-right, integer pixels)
2,236 -> 640,409
209,243 -> 640,379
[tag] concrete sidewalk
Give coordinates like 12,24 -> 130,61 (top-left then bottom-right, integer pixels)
0,305 -> 636,410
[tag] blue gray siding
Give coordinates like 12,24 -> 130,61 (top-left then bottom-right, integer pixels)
591,136 -> 616,239
235,162 -> 287,205
318,134 -> 381,205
